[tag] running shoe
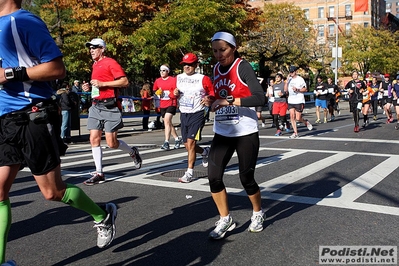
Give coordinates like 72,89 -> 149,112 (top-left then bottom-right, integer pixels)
289,133 -> 299,139
202,146 -> 210,167
248,212 -> 266,232
306,120 -> 313,130
330,115 -> 335,121
373,115 -> 378,121
315,119 -> 321,124
261,122 -> 266,128
274,130 -> 282,136
209,216 -> 236,240
84,172 -> 105,186
178,171 -> 193,183
161,141 -> 170,151
174,137 -> 183,149
395,123 -> 399,130
354,126 -> 360,132
324,118 -> 327,123
130,146 -> 142,169
95,202 -> 117,248
389,116 -> 394,123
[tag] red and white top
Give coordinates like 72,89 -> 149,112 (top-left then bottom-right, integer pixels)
176,73 -> 214,113
213,58 -> 258,137
153,76 -> 178,108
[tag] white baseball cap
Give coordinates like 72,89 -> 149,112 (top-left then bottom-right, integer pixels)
85,38 -> 106,49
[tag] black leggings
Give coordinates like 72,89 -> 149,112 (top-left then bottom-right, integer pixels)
208,132 -> 260,195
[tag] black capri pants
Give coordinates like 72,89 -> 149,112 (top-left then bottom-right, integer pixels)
208,132 -> 260,195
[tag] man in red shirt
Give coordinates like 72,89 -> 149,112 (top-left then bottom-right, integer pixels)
82,38 -> 142,185
153,64 -> 182,150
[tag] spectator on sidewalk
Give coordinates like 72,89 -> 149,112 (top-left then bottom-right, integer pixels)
140,83 -> 152,131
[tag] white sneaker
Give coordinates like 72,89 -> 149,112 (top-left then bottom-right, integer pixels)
248,212 -> 265,232
306,120 -> 313,130
202,146 -> 210,167
178,172 -> 193,183
209,216 -> 236,239
261,122 -> 266,128
289,133 -> 299,139
95,203 -> 117,248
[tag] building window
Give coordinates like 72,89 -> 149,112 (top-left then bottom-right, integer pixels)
328,24 -> 335,36
345,23 -> 351,34
364,22 -> 369,28
304,8 -> 309,19
387,3 -> 392,8
329,6 -> 335,18
318,25 -> 325,37
345,4 -> 351,16
318,7 -> 324,18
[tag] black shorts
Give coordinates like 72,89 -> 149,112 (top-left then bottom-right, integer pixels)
255,106 -> 263,112
161,106 -> 177,118
0,103 -> 65,175
383,97 -> 393,105
288,103 -> 304,113
180,110 -> 206,142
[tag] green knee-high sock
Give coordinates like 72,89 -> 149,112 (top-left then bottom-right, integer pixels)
0,199 -> 11,264
61,183 -> 106,222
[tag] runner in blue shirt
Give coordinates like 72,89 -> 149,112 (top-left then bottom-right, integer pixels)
0,1 -> 117,264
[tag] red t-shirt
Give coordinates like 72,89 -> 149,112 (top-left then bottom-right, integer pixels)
153,76 -> 177,108
141,90 -> 151,111
91,57 -> 126,100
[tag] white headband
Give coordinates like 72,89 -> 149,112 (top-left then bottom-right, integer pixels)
160,65 -> 170,72
211,32 -> 236,47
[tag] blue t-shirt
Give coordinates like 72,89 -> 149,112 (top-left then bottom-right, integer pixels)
0,9 -> 63,116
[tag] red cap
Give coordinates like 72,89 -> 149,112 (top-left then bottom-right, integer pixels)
384,74 -> 390,78
180,53 -> 198,64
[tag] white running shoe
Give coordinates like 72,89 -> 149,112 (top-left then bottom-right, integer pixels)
178,171 -> 193,183
209,216 -> 236,239
95,203 -> 117,248
248,212 -> 265,232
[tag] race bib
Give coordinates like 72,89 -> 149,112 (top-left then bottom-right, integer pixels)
274,91 -> 281,98
179,95 -> 194,108
215,105 -> 240,124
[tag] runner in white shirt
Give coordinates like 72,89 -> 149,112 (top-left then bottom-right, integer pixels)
286,66 -> 313,138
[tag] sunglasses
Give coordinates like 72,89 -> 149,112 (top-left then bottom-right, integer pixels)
184,63 -> 196,67
89,45 -> 102,50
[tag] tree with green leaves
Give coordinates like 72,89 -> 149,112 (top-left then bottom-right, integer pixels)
340,25 -> 399,76
129,0 -> 248,82
240,3 -> 314,78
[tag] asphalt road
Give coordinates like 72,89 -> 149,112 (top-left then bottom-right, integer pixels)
5,104 -> 399,266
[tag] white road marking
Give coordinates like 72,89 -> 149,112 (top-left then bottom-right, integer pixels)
24,138 -> 399,217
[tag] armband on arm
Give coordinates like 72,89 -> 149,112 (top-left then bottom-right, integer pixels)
4,67 -> 30,82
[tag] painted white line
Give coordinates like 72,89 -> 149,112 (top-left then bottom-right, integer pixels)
226,149 -> 307,175
259,152 -> 353,192
326,156 -> 399,202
